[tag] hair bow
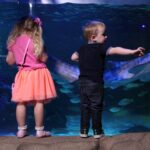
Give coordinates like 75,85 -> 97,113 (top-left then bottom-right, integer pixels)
34,17 -> 42,26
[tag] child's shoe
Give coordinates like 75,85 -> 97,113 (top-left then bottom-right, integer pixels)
17,125 -> 27,138
35,126 -> 51,138
93,129 -> 104,139
80,129 -> 88,138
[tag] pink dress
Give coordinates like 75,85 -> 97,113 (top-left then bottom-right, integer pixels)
9,34 -> 57,103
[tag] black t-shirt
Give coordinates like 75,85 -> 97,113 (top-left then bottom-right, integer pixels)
77,43 -> 107,83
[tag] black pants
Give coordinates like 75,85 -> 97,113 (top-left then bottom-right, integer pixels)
79,78 -> 104,133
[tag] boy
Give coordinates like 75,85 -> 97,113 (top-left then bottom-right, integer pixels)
71,21 -> 145,138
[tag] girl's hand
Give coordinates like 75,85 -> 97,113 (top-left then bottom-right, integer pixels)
133,47 -> 145,56
39,52 -> 48,62
6,51 -> 15,65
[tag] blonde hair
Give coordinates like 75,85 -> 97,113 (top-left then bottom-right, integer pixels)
83,21 -> 105,41
7,16 -> 44,58
7,21 -> 23,48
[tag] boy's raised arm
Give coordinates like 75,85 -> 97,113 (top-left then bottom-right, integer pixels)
107,47 -> 145,56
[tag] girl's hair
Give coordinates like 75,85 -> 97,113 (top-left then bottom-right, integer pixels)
7,16 -> 44,58
7,18 -> 24,48
82,21 -> 105,41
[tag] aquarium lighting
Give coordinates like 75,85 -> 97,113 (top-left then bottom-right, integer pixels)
41,0 -> 51,4
141,24 -> 146,28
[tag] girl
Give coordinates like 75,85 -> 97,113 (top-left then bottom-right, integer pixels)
6,16 -> 57,138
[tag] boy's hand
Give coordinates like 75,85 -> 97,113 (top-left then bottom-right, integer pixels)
133,47 -> 145,56
71,52 -> 79,62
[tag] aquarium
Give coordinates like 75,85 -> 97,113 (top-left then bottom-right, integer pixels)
0,1 -> 150,136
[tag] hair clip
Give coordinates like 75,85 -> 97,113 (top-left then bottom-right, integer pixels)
34,17 -> 42,26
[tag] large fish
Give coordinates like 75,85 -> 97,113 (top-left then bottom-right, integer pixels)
50,53 -> 150,89
2,54 -> 150,89
104,53 -> 150,88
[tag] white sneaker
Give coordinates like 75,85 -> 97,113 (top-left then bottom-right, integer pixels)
93,134 -> 103,139
80,129 -> 88,138
80,133 -> 88,138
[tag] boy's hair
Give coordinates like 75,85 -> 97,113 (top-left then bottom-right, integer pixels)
7,16 -> 44,58
82,21 -> 105,41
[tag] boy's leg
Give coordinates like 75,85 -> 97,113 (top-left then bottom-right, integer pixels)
88,83 -> 104,138
16,102 -> 27,138
79,79 -> 91,137
92,109 -> 103,138
34,102 -> 51,138
80,98 -> 90,137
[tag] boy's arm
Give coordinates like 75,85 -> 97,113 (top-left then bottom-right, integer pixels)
71,52 -> 79,62
6,51 -> 15,65
107,47 -> 145,56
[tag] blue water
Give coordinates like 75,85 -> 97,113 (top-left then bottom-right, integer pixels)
0,3 -> 150,136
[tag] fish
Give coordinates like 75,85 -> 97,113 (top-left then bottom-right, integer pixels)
49,53 -> 150,89
118,98 -> 133,106
109,107 -> 121,113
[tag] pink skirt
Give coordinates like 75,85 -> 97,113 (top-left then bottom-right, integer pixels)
12,68 -> 57,103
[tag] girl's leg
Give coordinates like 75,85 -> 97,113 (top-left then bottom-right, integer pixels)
16,103 -> 26,126
34,102 -> 50,138
34,102 -> 44,127
16,103 -> 27,138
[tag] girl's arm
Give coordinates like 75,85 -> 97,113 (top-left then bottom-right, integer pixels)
71,52 -> 79,62
6,51 -> 15,65
107,47 -> 145,56
39,52 -> 48,63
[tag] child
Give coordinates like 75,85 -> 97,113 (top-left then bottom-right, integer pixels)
6,16 -> 57,138
71,21 -> 145,139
